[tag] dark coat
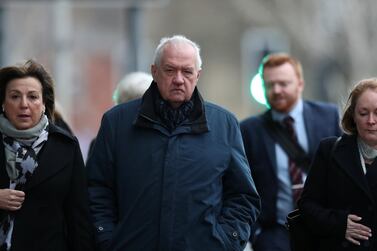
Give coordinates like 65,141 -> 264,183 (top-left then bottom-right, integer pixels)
86,84 -> 261,251
299,135 -> 377,251
0,124 -> 94,251
240,100 -> 342,228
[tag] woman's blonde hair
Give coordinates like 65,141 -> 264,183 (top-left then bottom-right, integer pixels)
341,78 -> 377,135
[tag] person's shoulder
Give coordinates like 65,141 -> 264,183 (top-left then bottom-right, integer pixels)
303,100 -> 339,121
240,113 -> 265,124
104,98 -> 141,118
240,111 -> 267,128
320,135 -> 340,145
204,101 -> 238,121
318,134 -> 348,151
304,100 -> 338,111
48,123 -> 79,145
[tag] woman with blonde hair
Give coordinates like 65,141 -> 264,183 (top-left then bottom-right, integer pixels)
299,78 -> 377,250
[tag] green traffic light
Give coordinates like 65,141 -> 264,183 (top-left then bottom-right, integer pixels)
250,73 -> 269,108
250,54 -> 270,108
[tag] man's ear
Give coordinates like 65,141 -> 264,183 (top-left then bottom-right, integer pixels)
196,69 -> 201,80
151,64 -> 157,80
298,79 -> 305,92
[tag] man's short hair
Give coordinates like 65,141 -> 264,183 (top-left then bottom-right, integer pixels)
153,35 -> 202,70
262,53 -> 304,81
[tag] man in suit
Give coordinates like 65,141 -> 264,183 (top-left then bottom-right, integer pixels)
240,53 -> 342,251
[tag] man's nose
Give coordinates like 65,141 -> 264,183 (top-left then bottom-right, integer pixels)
173,71 -> 184,83
270,83 -> 282,94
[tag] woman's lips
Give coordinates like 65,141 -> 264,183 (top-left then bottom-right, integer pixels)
17,114 -> 30,119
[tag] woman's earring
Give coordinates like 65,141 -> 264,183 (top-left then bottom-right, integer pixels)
2,106 -> 4,113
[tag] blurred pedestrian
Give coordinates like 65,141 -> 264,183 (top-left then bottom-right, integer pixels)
240,53 -> 342,251
87,35 -> 260,251
112,71 -> 153,105
299,78 -> 377,250
0,60 -> 94,251
53,101 -> 73,135
87,71 -> 152,158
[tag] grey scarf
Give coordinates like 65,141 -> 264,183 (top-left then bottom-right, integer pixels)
0,115 -> 49,250
0,114 -> 48,180
357,137 -> 377,162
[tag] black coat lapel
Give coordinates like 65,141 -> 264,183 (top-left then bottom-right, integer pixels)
333,136 -> 375,204
0,124 -> 73,191
0,143 -> 8,189
24,136 -> 70,191
24,124 -> 74,191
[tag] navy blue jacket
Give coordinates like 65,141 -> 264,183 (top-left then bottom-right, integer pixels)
240,101 -> 341,229
87,84 -> 261,251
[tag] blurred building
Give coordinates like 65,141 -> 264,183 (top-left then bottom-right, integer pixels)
1,0 -> 375,157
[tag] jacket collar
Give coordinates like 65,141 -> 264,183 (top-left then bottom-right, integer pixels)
333,134 -> 375,204
48,122 -> 75,140
0,122 -> 76,191
134,82 -> 209,135
261,110 -> 279,173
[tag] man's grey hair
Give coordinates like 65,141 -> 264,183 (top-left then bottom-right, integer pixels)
153,35 -> 202,70
112,71 -> 153,105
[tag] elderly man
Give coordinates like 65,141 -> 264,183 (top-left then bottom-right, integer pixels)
87,35 -> 260,251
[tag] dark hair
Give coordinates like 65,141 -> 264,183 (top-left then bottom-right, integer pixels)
341,78 -> 377,135
0,59 -> 55,120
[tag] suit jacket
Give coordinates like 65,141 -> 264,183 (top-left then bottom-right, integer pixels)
0,124 -> 94,251
240,100 -> 342,228
299,135 -> 377,250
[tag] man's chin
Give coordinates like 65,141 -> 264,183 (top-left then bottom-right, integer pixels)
270,104 -> 288,113
167,99 -> 185,108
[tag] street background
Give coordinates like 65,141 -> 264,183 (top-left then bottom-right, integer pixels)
0,0 -> 375,158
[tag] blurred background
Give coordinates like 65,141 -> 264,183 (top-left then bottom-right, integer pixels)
0,0 -> 376,158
